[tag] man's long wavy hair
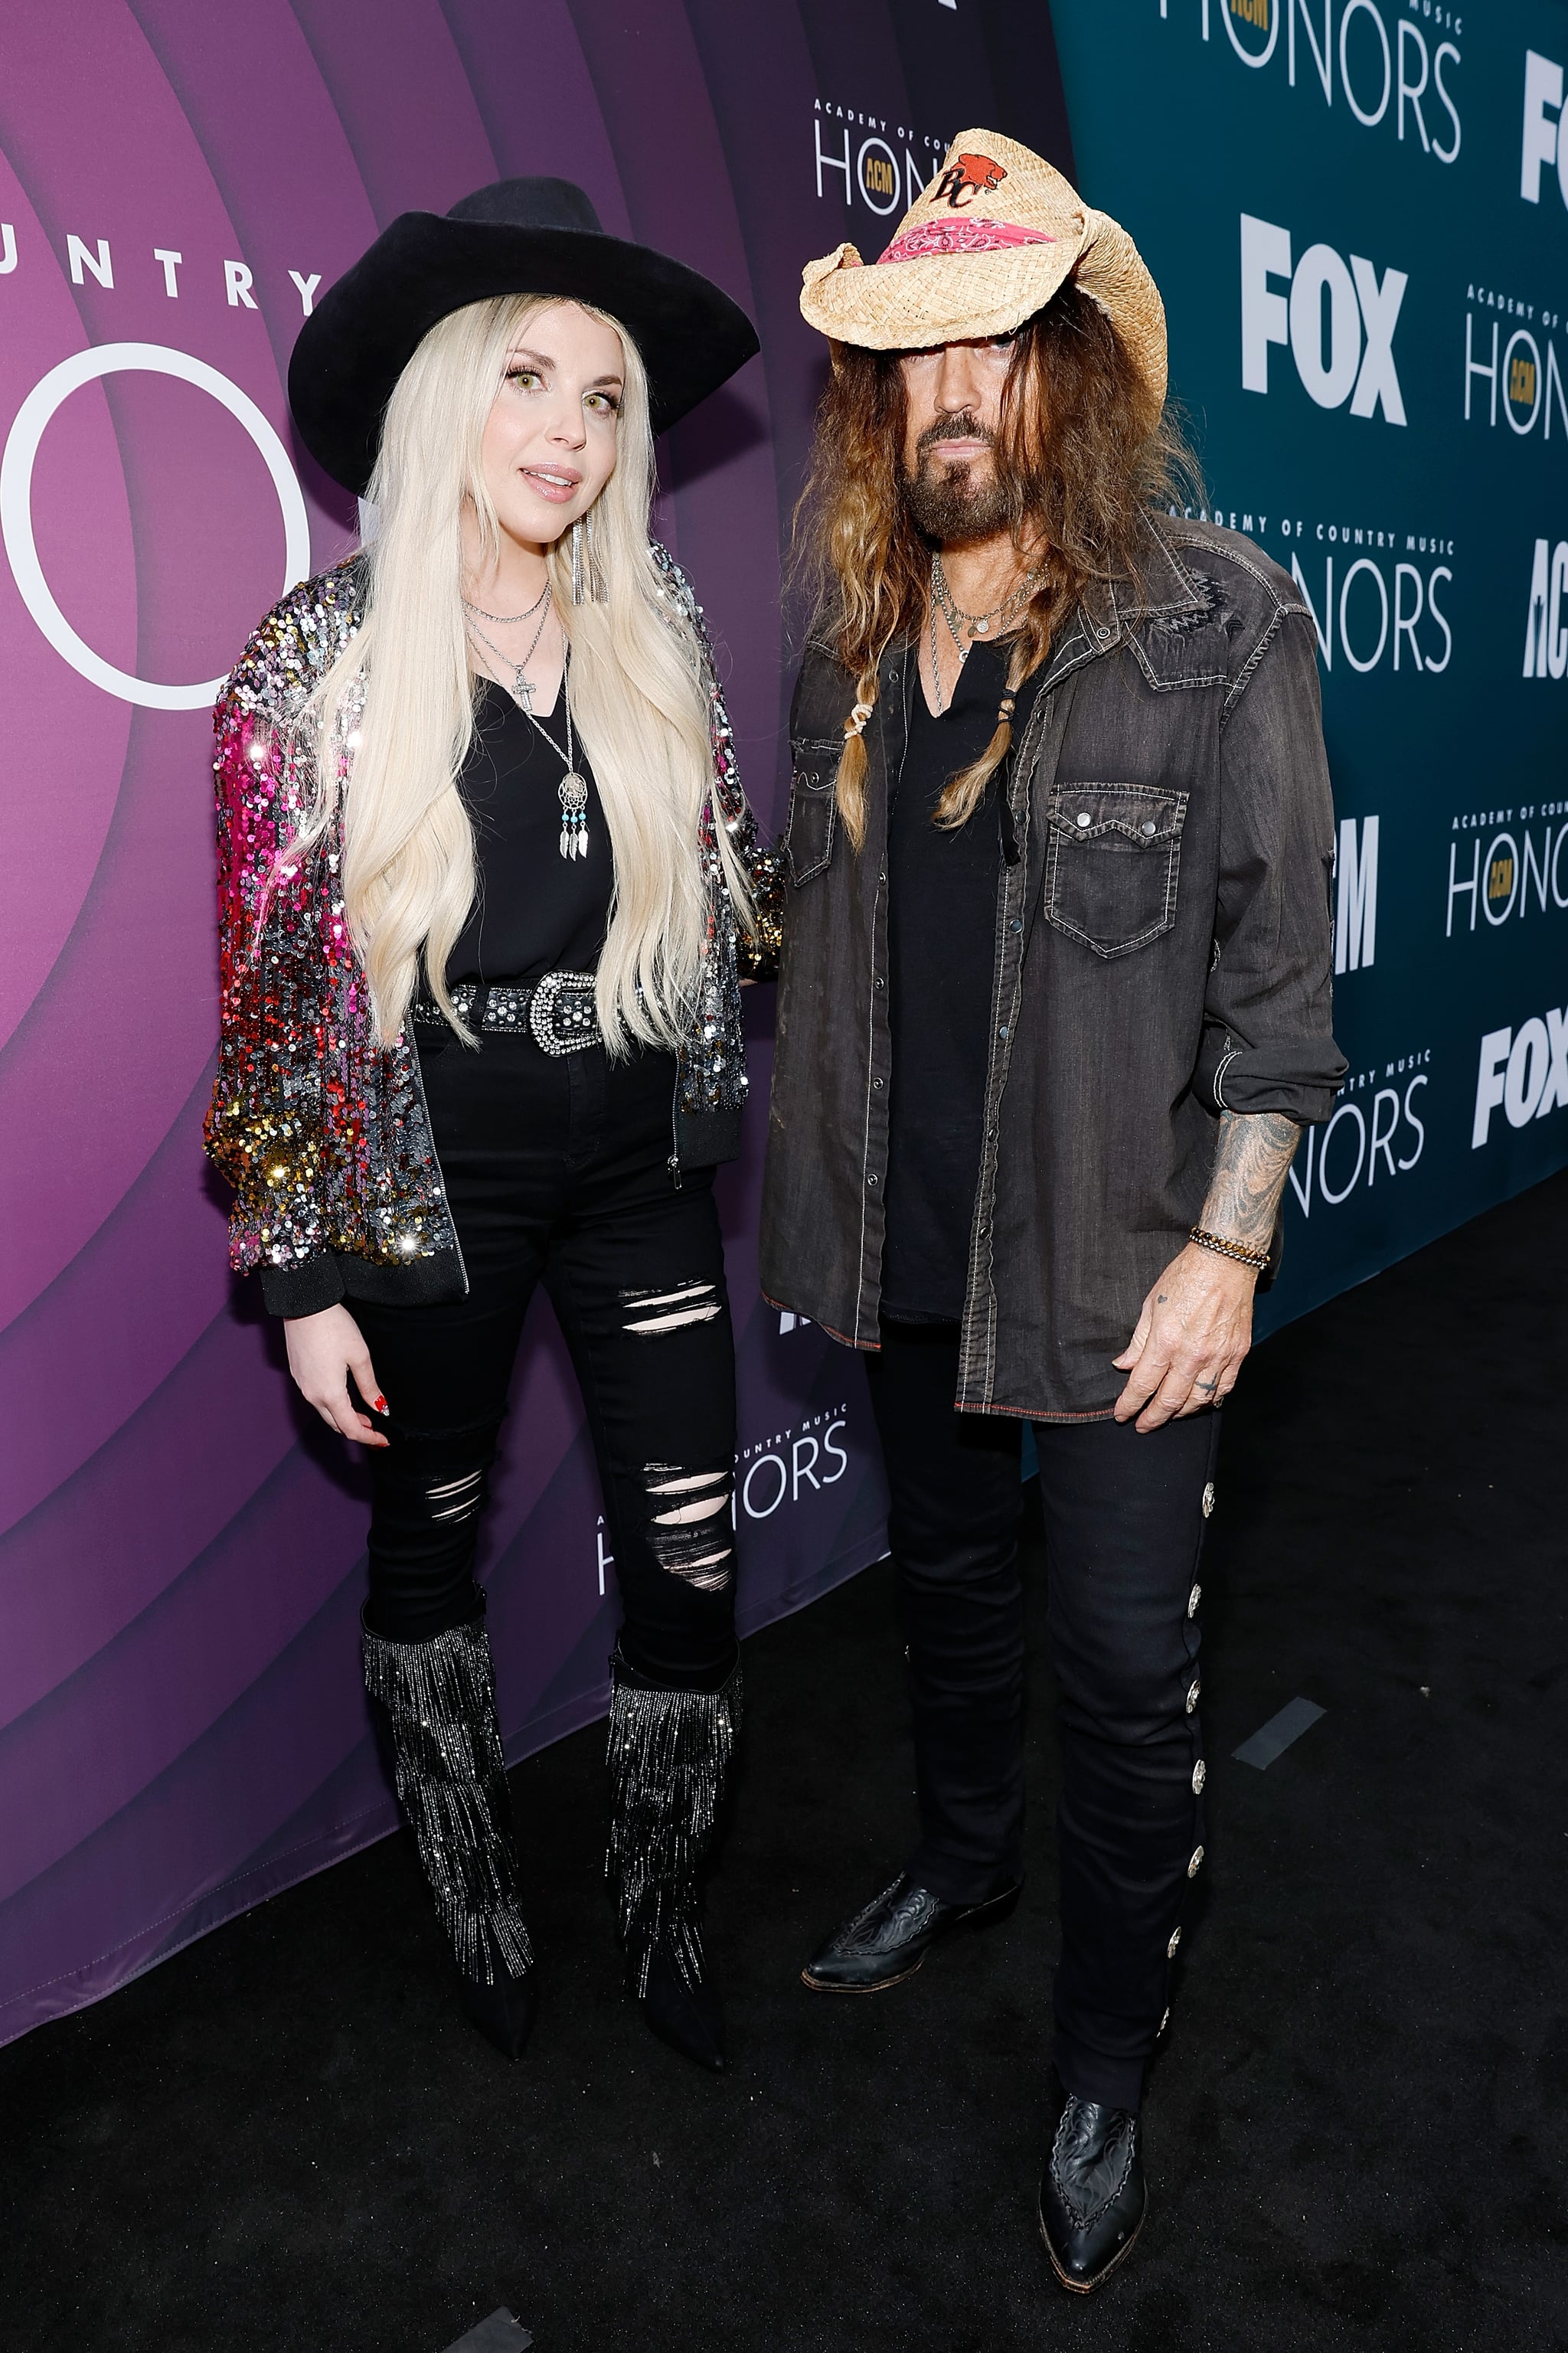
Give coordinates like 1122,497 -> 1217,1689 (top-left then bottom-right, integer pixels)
794,281 -> 1198,848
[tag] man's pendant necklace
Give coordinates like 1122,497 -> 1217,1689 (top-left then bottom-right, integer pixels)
930,551 -> 1040,642
522,652 -> 590,860
929,591 -> 953,716
466,585 -> 554,714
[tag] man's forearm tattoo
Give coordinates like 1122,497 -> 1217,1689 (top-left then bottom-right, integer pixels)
1200,1110 -> 1302,1252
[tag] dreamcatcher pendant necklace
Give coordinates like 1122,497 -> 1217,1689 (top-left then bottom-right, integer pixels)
524,653 -> 590,861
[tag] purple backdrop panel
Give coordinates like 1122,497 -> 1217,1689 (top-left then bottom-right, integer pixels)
0,0 -> 1072,2045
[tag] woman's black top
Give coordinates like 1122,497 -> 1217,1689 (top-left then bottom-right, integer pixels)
880,639 -> 1043,1324
446,679 -> 613,984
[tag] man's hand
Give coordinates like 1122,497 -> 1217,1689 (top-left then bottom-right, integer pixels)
1112,1243 -> 1256,1431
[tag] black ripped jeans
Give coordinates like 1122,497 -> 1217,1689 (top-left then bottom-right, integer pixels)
865,1319 -> 1220,2112
351,1025 -> 737,1691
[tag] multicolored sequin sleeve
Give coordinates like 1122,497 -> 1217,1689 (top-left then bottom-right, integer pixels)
650,542 -> 782,982
203,645 -> 345,1317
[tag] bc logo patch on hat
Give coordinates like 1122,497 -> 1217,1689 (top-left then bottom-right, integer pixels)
799,129 -> 1167,433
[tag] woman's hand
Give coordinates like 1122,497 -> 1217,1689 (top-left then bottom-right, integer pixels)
1111,1243 -> 1256,1432
283,1305 -> 389,1447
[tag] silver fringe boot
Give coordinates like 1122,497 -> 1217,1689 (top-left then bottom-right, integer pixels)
361,1613 -> 537,2061
605,1644 -> 743,2073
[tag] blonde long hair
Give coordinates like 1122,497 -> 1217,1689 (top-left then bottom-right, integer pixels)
295,292 -> 746,1051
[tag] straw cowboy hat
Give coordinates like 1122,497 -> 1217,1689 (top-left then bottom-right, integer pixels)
799,130 -> 1166,430
292,177 -> 760,496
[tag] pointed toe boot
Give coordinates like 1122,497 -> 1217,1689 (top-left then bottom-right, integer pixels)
361,1611 -> 537,2059
606,1645 -> 741,2075
635,1933 -> 727,2074
1037,2089 -> 1146,2293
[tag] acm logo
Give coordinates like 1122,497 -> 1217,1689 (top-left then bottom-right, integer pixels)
1522,539 -> 1568,678
1446,817 -> 1568,937
1465,312 -> 1568,441
1240,215 -> 1407,423
1334,816 -> 1377,973
814,117 -> 932,219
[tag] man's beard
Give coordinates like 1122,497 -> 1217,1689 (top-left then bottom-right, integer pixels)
900,413 -> 1014,544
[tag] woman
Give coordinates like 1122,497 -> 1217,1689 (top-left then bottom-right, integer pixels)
204,178 -> 778,2074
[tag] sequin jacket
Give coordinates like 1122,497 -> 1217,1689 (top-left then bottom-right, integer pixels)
204,546 -> 782,1319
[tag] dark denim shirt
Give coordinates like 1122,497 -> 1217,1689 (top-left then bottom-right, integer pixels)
759,516 -> 1348,1421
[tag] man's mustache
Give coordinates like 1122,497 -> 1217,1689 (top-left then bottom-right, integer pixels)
916,413 -> 995,457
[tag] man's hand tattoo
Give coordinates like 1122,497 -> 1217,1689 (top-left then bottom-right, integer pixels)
1195,1375 -> 1218,1394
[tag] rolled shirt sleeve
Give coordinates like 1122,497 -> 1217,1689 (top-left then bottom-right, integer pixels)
1195,609 -> 1348,1124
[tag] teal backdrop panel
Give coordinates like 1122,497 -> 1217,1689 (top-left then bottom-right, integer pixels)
1051,0 -> 1568,1331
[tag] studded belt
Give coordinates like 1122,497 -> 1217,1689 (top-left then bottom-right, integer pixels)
412,972 -> 600,1056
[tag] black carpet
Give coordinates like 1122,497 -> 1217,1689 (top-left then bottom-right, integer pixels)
5,1175 -> 1568,2353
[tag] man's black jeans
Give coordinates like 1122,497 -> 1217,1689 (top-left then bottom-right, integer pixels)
864,1319 -> 1220,2110
352,1025 -> 738,1692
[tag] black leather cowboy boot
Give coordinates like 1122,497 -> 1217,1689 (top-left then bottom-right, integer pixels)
361,1612 -> 537,2062
1037,2081 -> 1146,2293
606,1644 -> 742,2074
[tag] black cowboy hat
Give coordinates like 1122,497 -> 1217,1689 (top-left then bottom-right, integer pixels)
289,177 -> 760,495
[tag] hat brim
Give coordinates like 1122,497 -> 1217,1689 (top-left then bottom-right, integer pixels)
799,211 -> 1168,432
800,241 -> 1077,351
289,214 -> 760,495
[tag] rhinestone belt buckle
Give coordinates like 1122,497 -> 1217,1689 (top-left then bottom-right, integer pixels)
529,969 -> 599,1057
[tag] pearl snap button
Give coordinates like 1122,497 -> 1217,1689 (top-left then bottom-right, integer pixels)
1142,820 -> 1158,836
1076,812 -> 1092,827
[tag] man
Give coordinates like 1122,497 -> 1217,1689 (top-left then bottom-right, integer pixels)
763,132 -> 1345,2293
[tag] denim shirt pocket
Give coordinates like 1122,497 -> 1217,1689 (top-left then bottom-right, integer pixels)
784,738 -> 842,886
1042,783 -> 1190,958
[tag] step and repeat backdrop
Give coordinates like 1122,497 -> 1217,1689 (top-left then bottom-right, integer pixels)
1056,1 -> 1568,1333
0,0 -> 1561,2041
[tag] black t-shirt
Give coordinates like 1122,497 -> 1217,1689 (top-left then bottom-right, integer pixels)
447,679 -> 613,984
881,639 -> 1041,1323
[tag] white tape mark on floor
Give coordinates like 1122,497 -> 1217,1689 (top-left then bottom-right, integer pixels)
1233,1697 -> 1325,1770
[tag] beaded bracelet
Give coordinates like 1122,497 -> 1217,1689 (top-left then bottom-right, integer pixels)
1188,1225 -> 1270,1272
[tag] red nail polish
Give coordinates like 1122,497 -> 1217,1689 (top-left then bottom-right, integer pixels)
374,1395 -> 388,1414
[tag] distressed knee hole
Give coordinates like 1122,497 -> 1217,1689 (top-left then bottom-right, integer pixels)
426,1469 -> 484,1524
619,1278 -> 722,1336
642,1460 -> 734,1590
651,1470 -> 730,1528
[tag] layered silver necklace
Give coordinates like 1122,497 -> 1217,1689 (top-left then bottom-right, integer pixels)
465,592 -> 588,858
927,551 -> 1040,715
464,580 -> 554,715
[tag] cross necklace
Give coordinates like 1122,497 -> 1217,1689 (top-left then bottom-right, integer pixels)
465,582 -> 554,714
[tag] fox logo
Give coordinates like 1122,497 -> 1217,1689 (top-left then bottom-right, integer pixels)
935,152 -> 1008,209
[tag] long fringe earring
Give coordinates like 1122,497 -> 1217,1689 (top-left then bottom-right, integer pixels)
570,518 -> 585,606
